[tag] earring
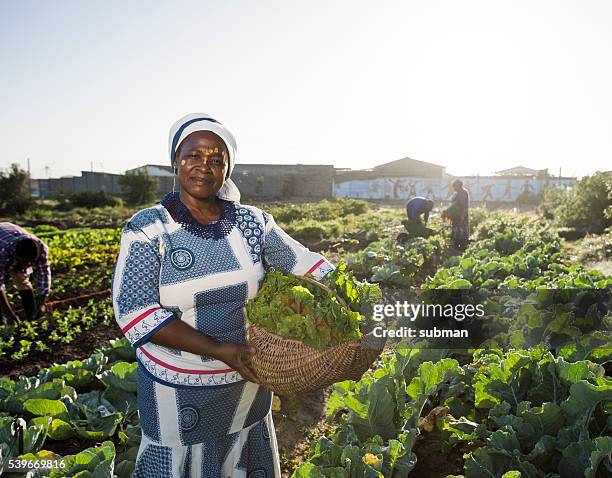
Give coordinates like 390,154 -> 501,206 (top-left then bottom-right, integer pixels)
172,174 -> 176,193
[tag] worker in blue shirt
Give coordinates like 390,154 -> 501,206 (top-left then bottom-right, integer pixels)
406,196 -> 434,225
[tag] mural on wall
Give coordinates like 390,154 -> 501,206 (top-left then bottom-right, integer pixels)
334,176 -> 575,202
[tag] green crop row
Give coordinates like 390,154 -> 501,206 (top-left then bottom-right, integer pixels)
293,341 -> 611,477
292,211 -> 611,477
0,338 -> 138,477
40,228 -> 121,275
426,212 -> 610,289
0,298 -> 113,363
344,219 -> 450,288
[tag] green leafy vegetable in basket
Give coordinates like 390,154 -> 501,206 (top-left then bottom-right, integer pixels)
246,263 -> 381,350
325,262 -> 382,316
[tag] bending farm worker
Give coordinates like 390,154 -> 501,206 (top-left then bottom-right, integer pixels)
0,222 -> 51,325
406,196 -> 434,225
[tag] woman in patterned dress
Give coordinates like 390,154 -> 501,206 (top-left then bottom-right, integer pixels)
112,113 -> 333,477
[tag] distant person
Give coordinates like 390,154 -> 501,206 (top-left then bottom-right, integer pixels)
503,181 -> 514,199
521,181 -> 534,195
481,184 -> 494,202
408,181 -> 418,196
442,180 -> 470,250
389,178 -> 404,199
0,223 -> 51,325
406,196 -> 434,225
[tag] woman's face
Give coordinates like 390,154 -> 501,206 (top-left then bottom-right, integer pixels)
174,131 -> 229,200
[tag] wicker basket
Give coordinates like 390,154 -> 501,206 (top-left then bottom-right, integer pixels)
247,276 -> 385,395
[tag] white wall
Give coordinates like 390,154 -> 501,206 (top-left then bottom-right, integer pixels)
333,177 -> 575,202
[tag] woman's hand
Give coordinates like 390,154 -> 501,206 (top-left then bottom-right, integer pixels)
148,320 -> 260,383
212,343 -> 260,384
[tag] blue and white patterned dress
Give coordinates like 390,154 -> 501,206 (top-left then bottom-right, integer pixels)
112,193 -> 333,478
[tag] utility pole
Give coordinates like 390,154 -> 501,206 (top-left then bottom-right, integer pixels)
27,157 -> 31,196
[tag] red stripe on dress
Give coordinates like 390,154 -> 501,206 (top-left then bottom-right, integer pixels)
306,258 -> 325,275
139,346 -> 235,374
121,307 -> 161,333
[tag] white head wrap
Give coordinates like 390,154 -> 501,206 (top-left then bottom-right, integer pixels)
168,113 -> 241,202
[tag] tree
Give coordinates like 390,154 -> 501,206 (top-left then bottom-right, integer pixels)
539,187 -> 571,221
539,171 -> 612,235
0,163 -> 34,214
560,171 -> 612,234
118,170 -> 159,206
56,191 -> 123,210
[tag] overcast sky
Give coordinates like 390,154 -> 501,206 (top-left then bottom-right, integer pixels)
1,0 -> 611,179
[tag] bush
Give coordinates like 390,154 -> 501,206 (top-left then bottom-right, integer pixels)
539,172 -> 612,235
269,198 -> 369,223
516,190 -> 542,206
118,171 -> 159,206
284,221 -> 343,243
56,191 -> 123,210
574,230 -> 612,263
13,206 -> 136,229
29,224 -> 60,235
538,187 -> 572,220
0,163 -> 33,214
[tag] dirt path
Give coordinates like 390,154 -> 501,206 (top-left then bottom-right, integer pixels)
562,238 -> 611,276
273,389 -> 337,477
587,259 -> 612,276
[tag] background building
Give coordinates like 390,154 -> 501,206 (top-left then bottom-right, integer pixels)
34,157 -> 576,203
333,159 -> 575,202
494,166 -> 550,177
37,171 -> 122,198
232,164 -> 334,199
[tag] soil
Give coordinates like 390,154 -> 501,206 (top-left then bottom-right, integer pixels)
272,388 -> 336,477
9,288 -> 111,318
40,436 -> 106,458
302,231 -> 374,254
412,437 -> 470,477
46,289 -> 111,312
0,319 -> 123,379
49,272 -> 111,301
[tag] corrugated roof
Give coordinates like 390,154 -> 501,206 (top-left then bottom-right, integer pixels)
373,157 -> 446,170
495,166 -> 543,175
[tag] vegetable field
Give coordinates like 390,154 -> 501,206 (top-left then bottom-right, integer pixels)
0,199 -> 610,478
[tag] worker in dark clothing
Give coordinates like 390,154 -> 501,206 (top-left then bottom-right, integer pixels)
401,197 -> 435,239
442,180 -> 470,250
0,223 -> 51,325
406,196 -> 434,225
